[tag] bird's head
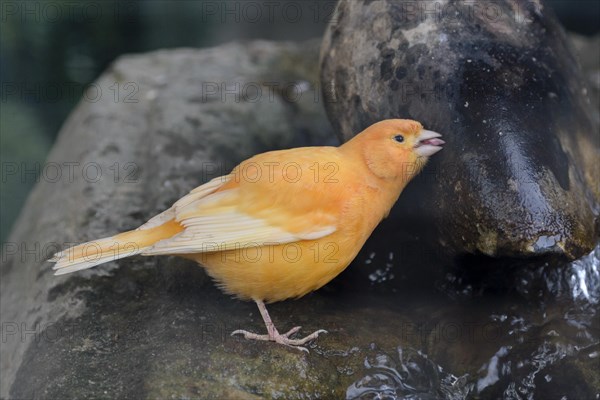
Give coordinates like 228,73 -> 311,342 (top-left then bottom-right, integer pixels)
344,119 -> 445,181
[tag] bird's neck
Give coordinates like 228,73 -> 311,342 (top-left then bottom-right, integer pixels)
342,146 -> 408,213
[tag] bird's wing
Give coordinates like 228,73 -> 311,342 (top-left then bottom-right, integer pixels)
142,147 -> 346,255
137,175 -> 230,230
50,175 -> 230,274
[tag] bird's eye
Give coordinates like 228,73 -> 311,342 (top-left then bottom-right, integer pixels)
394,134 -> 404,143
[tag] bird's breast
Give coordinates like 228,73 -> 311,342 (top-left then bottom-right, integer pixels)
188,176 -> 398,303
191,228 -> 366,303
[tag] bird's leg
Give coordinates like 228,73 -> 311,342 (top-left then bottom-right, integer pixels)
231,299 -> 327,352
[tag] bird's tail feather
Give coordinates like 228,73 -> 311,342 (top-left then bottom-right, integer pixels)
50,220 -> 184,275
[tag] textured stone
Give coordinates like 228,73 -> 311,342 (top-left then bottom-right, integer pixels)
320,0 -> 599,261
0,40 -> 342,399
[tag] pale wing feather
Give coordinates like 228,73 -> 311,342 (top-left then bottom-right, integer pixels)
51,176 -> 233,274
138,176 -> 230,230
141,188 -> 336,256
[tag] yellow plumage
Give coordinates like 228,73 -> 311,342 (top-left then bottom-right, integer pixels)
50,119 -> 444,349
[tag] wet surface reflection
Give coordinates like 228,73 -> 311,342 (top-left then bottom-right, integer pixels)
344,245 -> 599,399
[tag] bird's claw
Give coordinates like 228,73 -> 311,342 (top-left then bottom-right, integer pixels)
231,327 -> 327,352
282,326 -> 302,338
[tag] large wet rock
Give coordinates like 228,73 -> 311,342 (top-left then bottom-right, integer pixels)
320,0 -> 600,261
1,36 -> 599,399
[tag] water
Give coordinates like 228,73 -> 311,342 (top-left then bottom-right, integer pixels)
347,346 -> 473,399
345,246 -> 600,399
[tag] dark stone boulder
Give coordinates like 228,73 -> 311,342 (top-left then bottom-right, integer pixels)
320,0 -> 600,261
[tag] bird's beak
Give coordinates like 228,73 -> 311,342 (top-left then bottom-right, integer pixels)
414,130 -> 445,157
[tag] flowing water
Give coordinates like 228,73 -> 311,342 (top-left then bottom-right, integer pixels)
343,245 -> 600,399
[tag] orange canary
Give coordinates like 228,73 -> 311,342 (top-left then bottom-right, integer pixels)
50,119 -> 444,350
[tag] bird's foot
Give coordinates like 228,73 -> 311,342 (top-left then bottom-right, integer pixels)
231,326 -> 328,352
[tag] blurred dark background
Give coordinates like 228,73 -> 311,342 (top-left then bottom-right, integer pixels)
1,0 -> 599,244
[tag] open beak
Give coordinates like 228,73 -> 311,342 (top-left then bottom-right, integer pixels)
414,130 -> 445,157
